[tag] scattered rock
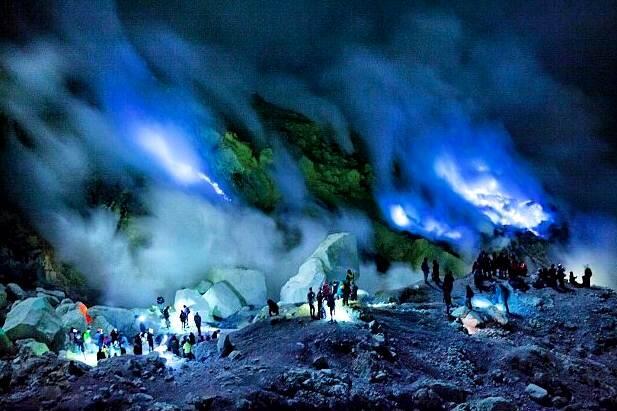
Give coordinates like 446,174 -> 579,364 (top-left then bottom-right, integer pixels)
16,338 -> 50,356
312,355 -> 329,369
454,396 -> 516,411
228,350 -> 242,360
35,287 -> 66,300
370,371 -> 387,383
217,333 -> 234,357
525,383 -> 549,403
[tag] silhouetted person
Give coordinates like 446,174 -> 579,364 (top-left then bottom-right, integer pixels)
342,280 -> 350,306
346,269 -> 355,283
432,260 -> 441,285
96,347 -> 106,362
421,257 -> 430,284
267,299 -> 279,316
557,264 -> 567,288
465,285 -> 474,310
497,283 -> 511,315
326,292 -> 336,323
110,328 -> 119,344
162,306 -> 171,328
442,270 -> 454,314
350,282 -> 358,301
316,290 -> 324,319
307,287 -> 316,319
581,267 -> 592,288
179,310 -> 187,329
147,329 -> 154,353
569,271 -> 581,287
133,334 -> 142,355
194,312 -> 202,336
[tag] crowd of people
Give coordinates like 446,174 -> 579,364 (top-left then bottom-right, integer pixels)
418,249 -> 595,317
67,304 -> 217,363
307,269 -> 359,323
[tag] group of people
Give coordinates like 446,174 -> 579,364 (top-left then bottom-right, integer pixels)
533,264 -> 593,289
161,304 -> 203,336
307,269 -> 359,323
68,326 -> 130,360
67,307 -> 218,363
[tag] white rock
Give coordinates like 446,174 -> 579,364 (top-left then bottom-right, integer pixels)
208,268 -> 267,306
61,309 -> 87,331
311,232 -> 359,279
280,258 -> 326,304
203,282 -> 243,319
89,305 -> 139,337
279,232 -> 359,304
195,280 -> 213,295
2,296 -> 65,350
174,288 -> 211,320
462,311 -> 485,334
525,383 -> 548,402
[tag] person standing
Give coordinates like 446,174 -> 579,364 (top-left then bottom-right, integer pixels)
442,270 -> 455,315
497,283 -> 511,315
179,310 -> 187,329
194,312 -> 202,336
342,280 -> 350,306
316,289 -> 324,319
582,266 -> 593,288
421,257 -> 430,284
307,287 -> 316,319
147,329 -> 154,353
465,285 -> 474,310
432,260 -> 441,285
326,292 -> 336,323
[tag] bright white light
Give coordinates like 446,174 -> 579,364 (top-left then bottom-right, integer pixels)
389,204 -> 462,240
434,157 -> 550,232
390,204 -> 410,227
471,295 -> 493,309
135,125 -> 230,201
138,315 -> 146,322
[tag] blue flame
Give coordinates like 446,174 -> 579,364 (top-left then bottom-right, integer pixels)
88,41 -> 230,201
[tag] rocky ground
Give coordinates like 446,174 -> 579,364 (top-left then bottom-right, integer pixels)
1,276 -> 616,410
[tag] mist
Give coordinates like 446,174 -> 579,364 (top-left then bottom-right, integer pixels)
1,0 -> 617,305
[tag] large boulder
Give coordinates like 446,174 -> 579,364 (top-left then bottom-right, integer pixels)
35,287 -> 66,300
196,280 -> 213,295
61,309 -> 87,331
2,297 -> 64,350
280,232 -> 359,303
208,268 -> 267,306
89,306 -> 138,337
203,282 -> 243,319
0,284 -> 7,309
280,258 -> 326,304
174,288 -> 211,322
311,233 -> 359,279
16,338 -> 50,356
6,283 -> 26,300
